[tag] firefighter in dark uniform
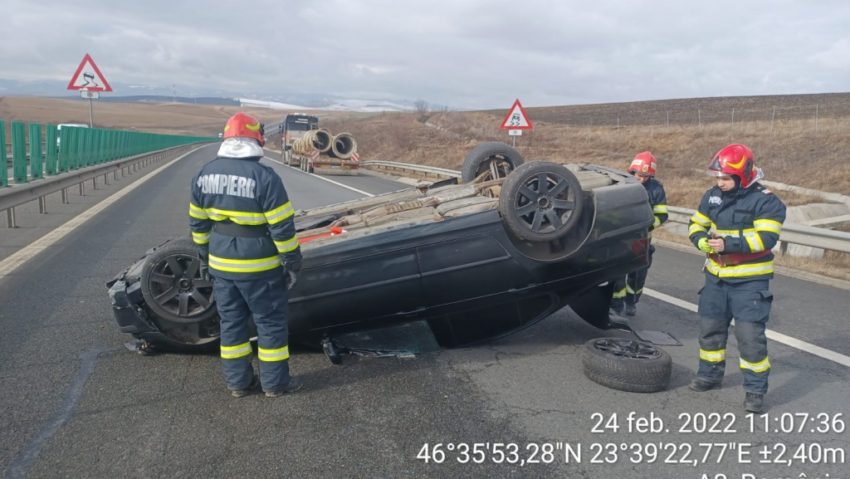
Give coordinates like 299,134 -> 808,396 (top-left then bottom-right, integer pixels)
611,151 -> 668,316
688,143 -> 786,413
190,112 -> 303,398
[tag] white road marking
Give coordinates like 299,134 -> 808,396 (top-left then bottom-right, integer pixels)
644,287 -> 850,368
0,150 -> 194,282
264,156 -> 375,197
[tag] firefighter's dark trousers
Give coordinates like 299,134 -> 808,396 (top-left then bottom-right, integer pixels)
213,272 -> 293,393
697,277 -> 773,395
612,244 -> 655,309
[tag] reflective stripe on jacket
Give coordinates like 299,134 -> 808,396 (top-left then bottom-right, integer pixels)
688,183 -> 786,282
189,155 -> 301,279
645,178 -> 668,234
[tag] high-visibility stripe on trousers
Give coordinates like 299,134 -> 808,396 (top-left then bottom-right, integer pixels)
611,245 -> 655,308
213,272 -> 292,393
696,278 -> 772,394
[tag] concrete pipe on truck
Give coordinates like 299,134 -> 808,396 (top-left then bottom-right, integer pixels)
329,132 -> 357,159
293,129 -> 333,155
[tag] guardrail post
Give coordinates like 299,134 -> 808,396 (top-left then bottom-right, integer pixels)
12,121 -> 27,183
0,120 -> 7,187
30,123 -> 43,179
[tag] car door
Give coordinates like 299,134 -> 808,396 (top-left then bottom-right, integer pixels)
288,228 -> 425,333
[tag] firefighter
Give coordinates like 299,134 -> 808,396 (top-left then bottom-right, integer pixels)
611,151 -> 668,316
190,112 -> 303,398
687,144 -> 786,413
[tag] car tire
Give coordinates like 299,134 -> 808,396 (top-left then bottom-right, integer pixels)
498,161 -> 584,242
139,238 -> 220,348
461,142 -> 524,183
581,337 -> 672,393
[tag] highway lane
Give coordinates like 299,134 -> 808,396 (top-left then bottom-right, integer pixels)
1,147 -> 848,478
0,145 -> 554,478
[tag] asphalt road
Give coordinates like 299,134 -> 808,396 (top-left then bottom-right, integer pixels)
1,144 -> 848,478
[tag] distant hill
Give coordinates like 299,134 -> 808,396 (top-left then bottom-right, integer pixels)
94,95 -> 240,106
509,92 -> 850,127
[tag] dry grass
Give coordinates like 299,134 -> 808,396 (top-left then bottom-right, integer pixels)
0,96 -> 358,138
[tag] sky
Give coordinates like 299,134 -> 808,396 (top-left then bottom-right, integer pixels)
1,0 -> 849,110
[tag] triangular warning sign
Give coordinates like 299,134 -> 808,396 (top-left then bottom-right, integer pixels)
499,99 -> 533,130
67,53 -> 112,92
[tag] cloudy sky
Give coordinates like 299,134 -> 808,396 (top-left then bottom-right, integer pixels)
2,0 -> 848,110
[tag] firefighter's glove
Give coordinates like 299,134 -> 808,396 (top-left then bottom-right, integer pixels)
697,237 -> 714,254
284,254 -> 302,274
285,270 -> 297,290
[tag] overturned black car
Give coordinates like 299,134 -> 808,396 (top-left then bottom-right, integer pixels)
107,143 -> 653,357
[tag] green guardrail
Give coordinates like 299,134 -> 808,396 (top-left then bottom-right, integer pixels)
3,120 -> 215,186
0,120 -> 6,187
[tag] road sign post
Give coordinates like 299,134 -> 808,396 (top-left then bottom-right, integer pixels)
508,129 -> 522,147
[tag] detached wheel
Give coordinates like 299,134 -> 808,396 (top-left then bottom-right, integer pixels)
582,338 -> 672,393
139,238 -> 220,349
498,161 -> 584,242
461,142 -> 524,183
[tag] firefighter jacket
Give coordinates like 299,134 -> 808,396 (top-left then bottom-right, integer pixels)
189,152 -> 301,280
645,178 -> 669,233
688,182 -> 786,283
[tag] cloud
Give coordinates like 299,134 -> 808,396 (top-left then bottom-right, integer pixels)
2,0 -> 848,109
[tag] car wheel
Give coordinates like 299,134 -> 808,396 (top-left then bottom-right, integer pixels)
139,238 -> 220,348
581,337 -> 672,393
461,142 -> 524,183
498,161 -> 584,242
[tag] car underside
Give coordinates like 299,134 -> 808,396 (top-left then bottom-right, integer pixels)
107,143 -> 653,355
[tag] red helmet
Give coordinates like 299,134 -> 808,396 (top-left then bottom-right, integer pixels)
708,143 -> 755,188
223,112 -> 265,146
628,151 -> 657,176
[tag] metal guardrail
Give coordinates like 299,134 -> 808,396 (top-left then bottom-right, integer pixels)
362,160 -> 461,180
0,145 -> 194,227
667,206 -> 850,254
361,160 -> 850,254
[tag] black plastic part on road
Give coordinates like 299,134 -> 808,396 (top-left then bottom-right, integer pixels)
581,337 -> 672,393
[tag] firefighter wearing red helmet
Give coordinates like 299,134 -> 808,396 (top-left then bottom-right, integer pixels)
611,151 -> 668,316
687,143 -> 786,413
190,112 -> 303,398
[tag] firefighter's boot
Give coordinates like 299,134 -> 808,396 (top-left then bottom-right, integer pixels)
744,392 -> 765,413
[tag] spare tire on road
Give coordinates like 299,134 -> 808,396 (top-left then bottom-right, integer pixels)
581,337 -> 672,393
